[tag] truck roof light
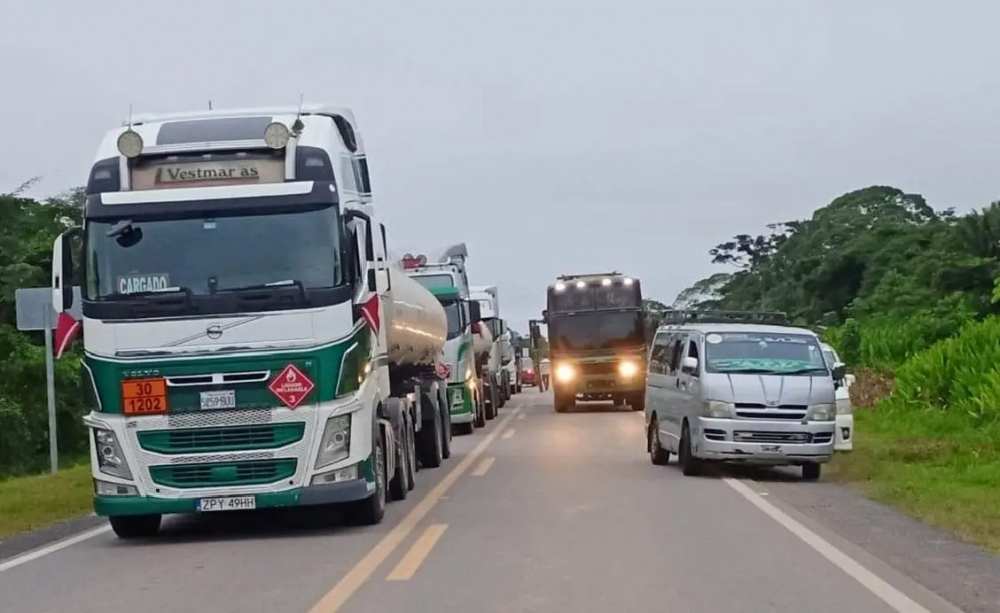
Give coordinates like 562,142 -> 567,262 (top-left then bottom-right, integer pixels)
601,278 -> 612,286
554,282 -> 566,291
623,277 -> 634,285
576,281 -> 586,289
116,129 -> 144,158
264,122 -> 291,149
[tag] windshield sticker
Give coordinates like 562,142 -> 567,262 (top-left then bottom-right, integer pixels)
116,274 -> 171,295
706,334 -> 722,344
719,333 -> 811,344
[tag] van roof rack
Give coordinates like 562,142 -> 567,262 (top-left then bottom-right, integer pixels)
659,309 -> 790,326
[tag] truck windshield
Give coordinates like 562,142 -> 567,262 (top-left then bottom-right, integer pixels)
412,274 -> 455,290
84,206 -> 344,299
441,299 -> 464,340
548,312 -> 644,351
704,332 -> 829,374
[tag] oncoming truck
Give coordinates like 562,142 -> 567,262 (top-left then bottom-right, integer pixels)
543,272 -> 647,412
400,245 -> 487,435
50,105 -> 455,538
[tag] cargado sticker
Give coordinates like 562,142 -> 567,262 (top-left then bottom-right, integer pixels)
116,273 -> 171,295
706,333 -> 723,344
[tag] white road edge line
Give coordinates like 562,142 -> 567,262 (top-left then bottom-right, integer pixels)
0,525 -> 111,573
723,478 -> 931,613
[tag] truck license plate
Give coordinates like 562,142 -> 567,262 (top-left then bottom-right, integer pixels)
200,390 -> 236,410
197,496 -> 256,512
761,445 -> 782,453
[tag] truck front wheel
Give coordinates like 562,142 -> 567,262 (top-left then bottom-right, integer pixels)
109,514 -> 161,539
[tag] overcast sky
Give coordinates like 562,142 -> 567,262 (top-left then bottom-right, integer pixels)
4,0 -> 1000,331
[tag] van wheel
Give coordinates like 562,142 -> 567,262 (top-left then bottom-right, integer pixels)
109,514 -> 161,539
648,420 -> 670,466
802,463 -> 821,481
678,422 -> 702,476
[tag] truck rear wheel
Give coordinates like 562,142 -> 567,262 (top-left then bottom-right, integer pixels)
417,400 -> 444,469
109,514 -> 161,539
475,390 -> 487,427
554,390 -> 573,413
389,424 -> 412,501
486,382 -> 498,420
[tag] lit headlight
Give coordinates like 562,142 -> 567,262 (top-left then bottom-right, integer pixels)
811,403 -> 837,421
618,361 -> 638,377
555,363 -> 575,382
315,414 -> 352,470
700,401 -> 731,418
94,428 -> 132,480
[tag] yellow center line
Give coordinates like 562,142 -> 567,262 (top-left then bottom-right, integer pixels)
385,524 -> 449,581
517,413 -> 526,420
308,406 -> 521,612
502,429 -> 515,439
471,457 -> 495,476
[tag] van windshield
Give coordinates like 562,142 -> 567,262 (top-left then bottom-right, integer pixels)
704,332 -> 829,375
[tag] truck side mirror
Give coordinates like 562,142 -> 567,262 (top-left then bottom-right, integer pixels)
680,356 -> 698,374
468,300 -> 482,323
52,227 -> 81,312
541,309 -> 548,324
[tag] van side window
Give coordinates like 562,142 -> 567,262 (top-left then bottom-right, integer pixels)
666,334 -> 685,374
648,333 -> 671,373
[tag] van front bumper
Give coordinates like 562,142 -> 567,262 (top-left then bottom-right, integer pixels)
692,417 -> 835,465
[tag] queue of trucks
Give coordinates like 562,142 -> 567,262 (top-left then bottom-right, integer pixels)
49,104 -> 523,538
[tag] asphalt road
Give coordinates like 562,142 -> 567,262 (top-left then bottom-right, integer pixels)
0,391 -> 991,612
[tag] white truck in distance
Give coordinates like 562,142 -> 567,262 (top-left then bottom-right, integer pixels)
469,285 -> 506,414
50,104 -> 454,538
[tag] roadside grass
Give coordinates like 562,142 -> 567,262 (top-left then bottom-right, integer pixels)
828,409 -> 1000,553
0,463 -> 92,541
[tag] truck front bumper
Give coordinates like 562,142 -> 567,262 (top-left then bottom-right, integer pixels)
449,382 -> 475,423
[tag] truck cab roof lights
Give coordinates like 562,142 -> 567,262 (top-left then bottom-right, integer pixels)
623,277 -> 634,285
264,122 -> 291,149
575,281 -> 586,289
601,278 -> 612,286
116,129 -> 144,158
554,282 -> 566,291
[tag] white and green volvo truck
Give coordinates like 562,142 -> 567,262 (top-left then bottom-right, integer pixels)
399,244 -> 489,435
50,105 -> 455,538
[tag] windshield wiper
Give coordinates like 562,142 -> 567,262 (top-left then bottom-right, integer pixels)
779,367 -> 830,375
219,279 -> 309,302
719,367 -> 781,374
104,286 -> 194,303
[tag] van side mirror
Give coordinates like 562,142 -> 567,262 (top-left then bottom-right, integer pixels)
681,356 -> 698,374
468,300 -> 482,323
52,227 -> 81,312
831,363 -> 847,383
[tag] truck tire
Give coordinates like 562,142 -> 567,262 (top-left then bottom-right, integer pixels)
554,390 -> 573,413
486,382 -> 499,419
475,388 -> 487,428
439,387 -> 452,459
348,424 -> 387,525
417,395 -> 444,469
389,420 -> 412,501
629,392 -> 645,411
109,514 -> 161,539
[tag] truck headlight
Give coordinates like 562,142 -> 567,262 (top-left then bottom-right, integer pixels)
700,401 -> 732,418
811,403 -> 837,421
618,360 -> 638,377
315,414 -> 352,470
555,363 -> 575,382
94,428 -> 133,480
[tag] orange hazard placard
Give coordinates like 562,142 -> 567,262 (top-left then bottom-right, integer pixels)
268,364 -> 315,409
121,377 -> 169,415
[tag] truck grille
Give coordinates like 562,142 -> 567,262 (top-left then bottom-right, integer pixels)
149,459 -> 297,488
137,423 -> 305,454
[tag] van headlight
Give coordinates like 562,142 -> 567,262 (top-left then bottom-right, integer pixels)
94,428 -> 133,480
618,360 -> 638,378
836,399 -> 853,415
315,414 -> 352,469
700,401 -> 731,418
811,403 -> 837,421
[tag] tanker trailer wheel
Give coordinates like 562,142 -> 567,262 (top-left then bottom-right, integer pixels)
475,388 -> 487,428
348,423 -> 387,525
439,386 -> 452,460
486,381 -> 499,419
417,392 -> 444,469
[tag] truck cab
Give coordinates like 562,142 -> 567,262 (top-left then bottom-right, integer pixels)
469,285 -> 505,415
